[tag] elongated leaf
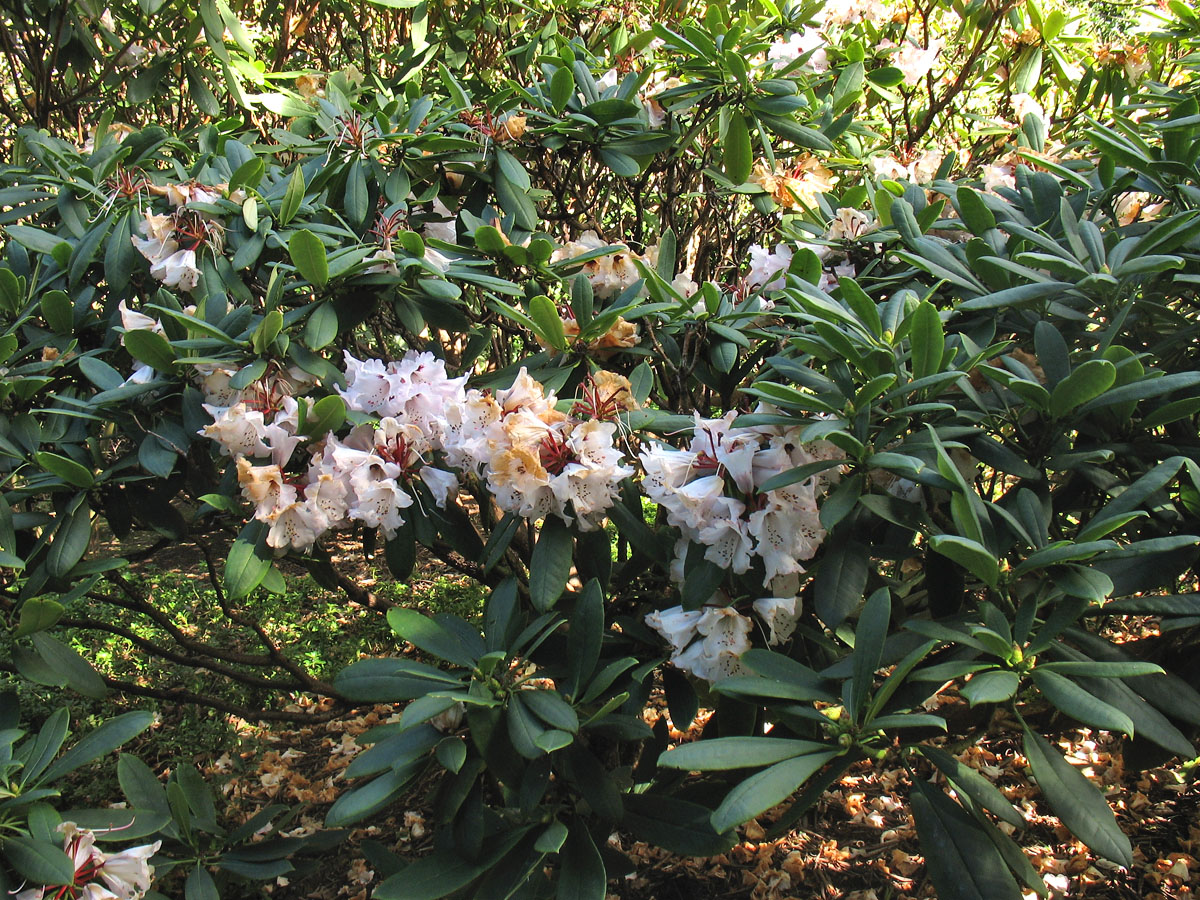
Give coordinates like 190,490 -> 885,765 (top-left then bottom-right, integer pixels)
15,598 -> 64,637
507,693 -> 549,758
961,669 -> 1019,706
1030,669 -> 1134,735
530,516 -> 573,612
35,452 -> 94,488
566,580 -> 603,700
224,521 -> 271,599
521,689 -> 579,733
118,755 -> 170,813
847,588 -> 890,722
713,674 -> 838,704
724,114 -> 753,185
374,830 -> 530,900
1022,725 -> 1132,866
528,294 -> 566,351
928,534 -> 998,589
622,794 -> 736,856
279,166 -> 305,225
1049,359 -> 1116,418
31,632 -> 107,698
4,835 -> 75,886
921,745 -> 1025,829
814,538 -> 868,627
558,824 -> 605,900
20,708 -> 70,785
289,229 -> 329,288
185,865 -> 219,900
325,764 -> 420,827
387,608 -> 479,668
660,737 -> 830,771
909,780 -> 1022,900
909,301 -> 944,382
334,657 -> 462,703
42,711 -> 155,782
1079,372 -> 1200,413
124,330 -> 176,374
711,751 -> 838,833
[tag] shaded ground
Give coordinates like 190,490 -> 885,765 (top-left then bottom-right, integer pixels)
66,532 -> 1200,899
180,695 -> 1198,900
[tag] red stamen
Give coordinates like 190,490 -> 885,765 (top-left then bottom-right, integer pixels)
538,432 -> 575,475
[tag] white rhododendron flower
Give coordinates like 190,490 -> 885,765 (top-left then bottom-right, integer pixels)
750,158 -> 837,210
644,594 -> 804,684
646,604 -> 755,682
117,300 -> 162,338
746,243 -> 793,292
479,369 -> 635,529
131,211 -> 177,263
365,246 -> 400,275
130,208 -> 215,293
767,30 -> 828,73
192,362 -> 240,407
642,75 -> 682,127
982,163 -> 1016,194
149,247 -> 201,292
826,207 -> 877,242
422,197 -> 458,245
550,231 -> 645,299
753,596 -> 802,645
888,38 -> 942,86
823,0 -> 888,26
640,406 -> 843,587
21,822 -> 162,900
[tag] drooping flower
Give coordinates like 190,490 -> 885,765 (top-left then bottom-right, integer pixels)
654,605 -> 754,682
752,596 -> 802,645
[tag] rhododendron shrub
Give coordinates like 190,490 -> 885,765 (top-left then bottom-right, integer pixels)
5,0 -> 1200,897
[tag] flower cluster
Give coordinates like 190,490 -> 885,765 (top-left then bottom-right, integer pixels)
15,822 -> 160,900
205,352 -> 467,551
199,352 -> 640,551
127,179 -> 247,291
640,409 -> 843,593
749,156 -> 837,211
447,368 -> 636,530
645,596 -> 802,682
550,231 -> 645,299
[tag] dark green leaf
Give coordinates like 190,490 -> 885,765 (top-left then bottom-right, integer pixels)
124,330 -> 176,374
1030,669 -> 1134,735
387,608 -> 479,668
557,824 -> 605,900
961,670 -> 1019,706
711,752 -> 839,834
909,780 -> 1022,900
4,836 -> 75,886
1022,725 -> 1132,866
30,633 -> 107,698
660,737 -> 829,771
530,517 -> 573,612
920,745 -> 1025,829
42,711 -> 155,782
